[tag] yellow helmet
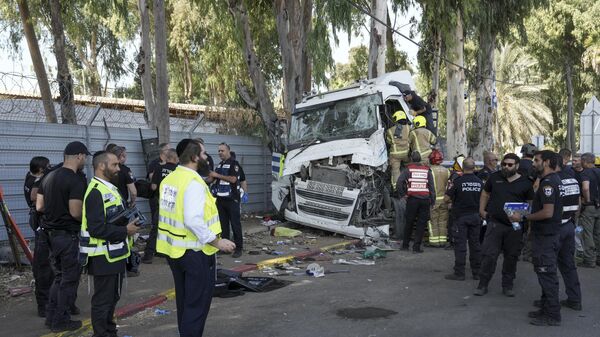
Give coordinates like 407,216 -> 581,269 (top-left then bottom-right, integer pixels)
595,157 -> 600,167
392,110 -> 407,123
453,154 -> 465,172
414,115 -> 427,128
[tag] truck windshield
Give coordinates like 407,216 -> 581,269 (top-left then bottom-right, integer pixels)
289,93 -> 382,147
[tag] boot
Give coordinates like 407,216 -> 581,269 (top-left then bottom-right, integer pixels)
444,273 -> 465,281
529,316 -> 561,326
473,286 -> 488,296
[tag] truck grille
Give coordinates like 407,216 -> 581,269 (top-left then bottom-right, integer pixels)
296,189 -> 354,206
298,205 -> 349,221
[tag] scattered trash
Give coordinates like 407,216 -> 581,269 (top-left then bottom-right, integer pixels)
272,227 -> 302,237
8,286 -> 32,297
270,251 -> 285,256
306,263 -> 325,277
362,246 -> 387,260
248,250 -> 261,255
234,260 -> 242,263
154,308 -> 170,316
325,269 -> 350,274
276,263 -> 301,271
261,219 -> 281,227
332,258 -> 376,266
303,253 -> 332,262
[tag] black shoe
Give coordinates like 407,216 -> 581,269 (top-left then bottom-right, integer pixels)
51,320 -> 82,332
528,310 -> 544,318
444,273 -> 465,281
577,261 -> 595,268
533,299 -> 543,308
232,250 -> 242,258
37,307 -> 46,318
474,286 -> 488,296
69,305 -> 80,315
529,316 -> 561,326
503,288 -> 515,297
472,274 -> 480,280
560,300 -> 582,311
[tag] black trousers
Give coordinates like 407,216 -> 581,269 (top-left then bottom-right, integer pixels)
403,197 -> 431,248
478,220 -> 523,289
451,213 -> 482,277
167,251 -> 216,337
91,273 -> 123,337
33,229 -> 55,312
46,231 -> 80,326
556,221 -> 582,303
216,198 -> 243,250
532,232 -> 561,321
144,197 -> 159,257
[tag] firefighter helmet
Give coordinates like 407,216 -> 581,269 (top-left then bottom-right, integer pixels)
429,149 -> 443,165
453,154 -> 465,172
414,115 -> 427,128
392,110 -> 407,123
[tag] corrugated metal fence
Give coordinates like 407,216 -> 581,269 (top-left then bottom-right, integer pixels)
0,120 -> 272,241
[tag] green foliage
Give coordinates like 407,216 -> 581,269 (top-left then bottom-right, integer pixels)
329,45 -> 369,89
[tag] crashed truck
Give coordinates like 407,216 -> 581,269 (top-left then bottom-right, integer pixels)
272,71 -> 419,239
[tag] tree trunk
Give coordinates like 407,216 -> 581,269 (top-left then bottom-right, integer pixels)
385,11 -> 396,72
368,0 -> 386,79
275,0 -> 311,115
565,60 -> 575,151
445,9 -> 467,158
431,30 -> 442,108
183,51 -> 193,102
49,0 -> 76,124
472,27 -> 496,160
153,0 -> 170,144
137,0 -> 156,127
228,0 -> 279,151
301,0 -> 312,93
17,0 -> 57,123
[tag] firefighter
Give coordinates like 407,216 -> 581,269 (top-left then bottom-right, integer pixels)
408,115 -> 437,164
398,151 -> 436,253
427,149 -> 450,247
386,110 -> 411,190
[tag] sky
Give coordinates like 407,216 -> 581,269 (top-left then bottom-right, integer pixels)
0,3 -> 421,95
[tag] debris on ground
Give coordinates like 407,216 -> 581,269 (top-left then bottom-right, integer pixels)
305,263 -> 325,278
154,308 -> 171,316
0,266 -> 33,302
272,227 -> 302,237
8,286 -> 32,297
362,246 -> 387,260
332,258 -> 376,266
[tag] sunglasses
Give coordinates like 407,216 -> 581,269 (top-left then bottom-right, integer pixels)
501,162 -> 515,167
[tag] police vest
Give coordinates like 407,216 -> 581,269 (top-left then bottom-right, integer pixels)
213,160 -> 236,198
431,165 -> 450,201
80,178 -> 131,265
407,164 -> 431,197
559,171 -> 580,224
386,125 -> 409,160
157,166 -> 221,259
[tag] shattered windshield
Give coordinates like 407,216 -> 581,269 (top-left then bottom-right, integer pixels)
288,93 -> 382,147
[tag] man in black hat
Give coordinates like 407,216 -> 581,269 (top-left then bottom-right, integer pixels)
36,141 -> 89,332
403,90 -> 436,135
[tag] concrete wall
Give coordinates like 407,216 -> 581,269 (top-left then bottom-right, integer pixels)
0,120 -> 272,241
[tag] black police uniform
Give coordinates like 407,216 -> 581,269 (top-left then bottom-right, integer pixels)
446,171 -> 463,246
518,158 -> 536,181
214,157 -> 243,253
84,180 -> 129,337
530,172 -> 562,322
553,170 -> 582,307
446,173 -> 483,278
144,162 -> 178,260
115,163 -> 134,202
478,171 -> 534,291
38,167 -> 86,328
476,166 -> 496,183
25,172 -> 55,316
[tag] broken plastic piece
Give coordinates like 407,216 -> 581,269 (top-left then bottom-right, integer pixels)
272,227 -> 303,237
332,258 -> 376,266
154,308 -> 170,315
306,263 -> 325,277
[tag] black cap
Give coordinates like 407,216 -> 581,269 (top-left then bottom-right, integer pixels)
64,141 -> 91,156
176,139 -> 193,157
402,90 -> 413,96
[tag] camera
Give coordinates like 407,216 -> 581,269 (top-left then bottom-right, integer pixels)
107,206 -> 147,227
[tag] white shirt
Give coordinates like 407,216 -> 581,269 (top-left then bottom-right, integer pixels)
179,166 -> 217,245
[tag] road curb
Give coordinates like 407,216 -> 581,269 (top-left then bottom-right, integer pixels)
42,239 -> 359,336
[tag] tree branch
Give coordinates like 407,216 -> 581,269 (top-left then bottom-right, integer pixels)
236,81 -> 257,109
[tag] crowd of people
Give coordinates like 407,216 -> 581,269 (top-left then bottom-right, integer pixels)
395,143 -> 595,326
24,139 -> 247,335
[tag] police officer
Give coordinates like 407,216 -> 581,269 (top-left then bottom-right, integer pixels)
157,139 -> 235,337
36,141 -> 89,332
428,149 -> 450,247
531,154 -> 582,314
386,110 -> 411,190
24,156 -> 53,317
444,157 -> 483,281
408,115 -> 437,164
578,152 -> 600,268
509,150 -> 562,326
475,153 -> 534,297
80,151 -> 139,337
476,151 -> 499,182
445,155 -> 465,249
398,151 -> 435,253
519,143 -> 537,181
209,142 -> 243,258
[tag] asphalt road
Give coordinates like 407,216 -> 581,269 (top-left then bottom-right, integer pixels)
116,247 -> 600,337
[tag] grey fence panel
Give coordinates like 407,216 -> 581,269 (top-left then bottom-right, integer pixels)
0,121 -> 272,241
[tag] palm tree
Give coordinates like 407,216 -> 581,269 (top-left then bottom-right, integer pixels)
493,42 -> 552,153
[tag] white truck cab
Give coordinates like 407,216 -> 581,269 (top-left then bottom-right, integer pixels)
272,71 -> 417,238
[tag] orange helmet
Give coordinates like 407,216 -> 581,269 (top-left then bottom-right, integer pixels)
429,149 -> 443,165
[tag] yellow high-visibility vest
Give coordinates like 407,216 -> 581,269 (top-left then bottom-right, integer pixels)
156,166 -> 221,259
